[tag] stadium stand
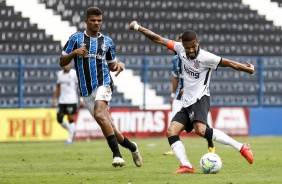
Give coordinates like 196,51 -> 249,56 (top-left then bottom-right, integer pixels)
271,0 -> 282,7
0,0 -> 282,107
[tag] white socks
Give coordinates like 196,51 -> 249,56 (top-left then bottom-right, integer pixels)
170,129 -> 244,168
61,121 -> 69,130
212,128 -> 243,151
171,141 -> 193,168
67,123 -> 76,143
61,121 -> 76,143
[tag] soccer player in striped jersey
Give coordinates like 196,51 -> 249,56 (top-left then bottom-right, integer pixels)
130,21 -> 254,174
163,33 -> 215,156
59,7 -> 142,168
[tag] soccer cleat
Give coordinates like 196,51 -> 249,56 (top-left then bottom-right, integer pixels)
240,143 -> 254,164
131,142 -> 142,167
208,147 -> 215,153
64,141 -> 72,145
163,149 -> 174,155
173,165 -> 195,174
112,157 -> 125,167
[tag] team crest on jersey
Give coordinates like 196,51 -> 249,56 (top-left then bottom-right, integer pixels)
80,43 -> 86,48
101,43 -> 106,51
193,60 -> 201,69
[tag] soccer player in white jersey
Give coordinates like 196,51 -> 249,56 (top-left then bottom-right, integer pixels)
130,21 -> 254,174
164,33 -> 215,156
52,63 -> 83,145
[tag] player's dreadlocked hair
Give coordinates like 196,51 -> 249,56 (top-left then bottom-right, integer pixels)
86,7 -> 102,19
182,30 -> 198,42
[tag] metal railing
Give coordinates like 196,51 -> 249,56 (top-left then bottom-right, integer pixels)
0,55 -> 282,108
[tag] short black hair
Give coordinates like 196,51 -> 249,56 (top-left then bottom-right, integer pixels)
86,7 -> 102,19
182,30 -> 198,42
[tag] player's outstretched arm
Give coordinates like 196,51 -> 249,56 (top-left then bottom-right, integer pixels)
129,21 -> 172,47
220,58 -> 254,74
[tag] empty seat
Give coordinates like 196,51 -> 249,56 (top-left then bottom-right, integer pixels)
0,57 -> 18,65
23,97 -> 52,107
0,97 -> 18,107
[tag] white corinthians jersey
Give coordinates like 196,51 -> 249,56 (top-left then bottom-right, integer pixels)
172,42 -> 221,107
56,68 -> 78,104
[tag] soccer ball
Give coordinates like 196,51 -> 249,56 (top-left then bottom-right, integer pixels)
200,153 -> 222,174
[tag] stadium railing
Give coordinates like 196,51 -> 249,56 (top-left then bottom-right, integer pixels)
0,55 -> 281,108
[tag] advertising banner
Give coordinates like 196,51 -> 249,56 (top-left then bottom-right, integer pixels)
74,107 -> 249,140
0,107 -> 249,142
210,107 -> 249,136
75,108 -> 171,139
0,109 -> 68,142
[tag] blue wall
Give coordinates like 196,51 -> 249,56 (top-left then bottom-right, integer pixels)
250,107 -> 282,136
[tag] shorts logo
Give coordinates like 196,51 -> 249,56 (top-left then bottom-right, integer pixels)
189,111 -> 194,120
67,107 -> 73,114
193,60 -> 200,69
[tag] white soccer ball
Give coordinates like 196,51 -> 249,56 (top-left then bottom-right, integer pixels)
200,153 -> 222,174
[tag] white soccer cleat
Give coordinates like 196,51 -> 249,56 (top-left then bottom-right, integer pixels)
112,157 -> 125,167
131,142 -> 142,167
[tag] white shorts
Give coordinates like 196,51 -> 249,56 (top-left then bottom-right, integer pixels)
82,86 -> 112,117
172,99 -> 182,117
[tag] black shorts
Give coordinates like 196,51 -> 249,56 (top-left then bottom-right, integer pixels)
58,104 -> 77,115
171,95 -> 210,133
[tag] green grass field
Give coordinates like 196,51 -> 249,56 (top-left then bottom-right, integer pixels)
1,137 -> 281,184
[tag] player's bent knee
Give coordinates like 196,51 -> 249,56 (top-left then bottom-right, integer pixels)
68,116 -> 74,123
166,127 -> 178,137
194,129 -> 205,137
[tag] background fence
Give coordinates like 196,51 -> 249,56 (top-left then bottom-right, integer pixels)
1,55 -> 282,108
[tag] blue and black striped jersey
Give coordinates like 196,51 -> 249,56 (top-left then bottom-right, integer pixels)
62,31 -> 116,97
172,55 -> 184,101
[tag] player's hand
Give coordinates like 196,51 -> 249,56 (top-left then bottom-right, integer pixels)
245,61 -> 254,74
79,101 -> 84,108
52,99 -> 56,107
129,21 -> 138,30
75,47 -> 88,57
113,62 -> 125,77
170,97 -> 174,107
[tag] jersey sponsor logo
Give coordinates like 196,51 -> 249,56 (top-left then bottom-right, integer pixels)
193,60 -> 200,69
83,53 -> 105,59
183,64 -> 200,79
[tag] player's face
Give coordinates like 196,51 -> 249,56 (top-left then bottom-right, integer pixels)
85,15 -> 102,32
182,39 -> 200,59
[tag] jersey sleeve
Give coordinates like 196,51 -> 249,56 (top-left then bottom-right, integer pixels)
62,33 -> 78,55
202,50 -> 221,69
167,41 -> 183,55
105,37 -> 116,63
